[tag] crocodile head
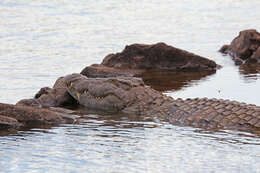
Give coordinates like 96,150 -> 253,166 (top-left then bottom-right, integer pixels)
63,73 -> 145,113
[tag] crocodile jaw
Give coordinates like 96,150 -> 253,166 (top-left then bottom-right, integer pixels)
63,73 -> 144,113
67,84 -> 124,113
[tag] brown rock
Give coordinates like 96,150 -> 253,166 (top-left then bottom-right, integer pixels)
219,29 -> 260,65
239,63 -> 260,79
219,45 -> 230,54
81,64 -> 142,78
102,43 -> 217,70
0,115 -> 21,129
81,42 -> 219,78
16,98 -> 42,107
251,47 -> 260,60
0,103 -> 76,128
17,77 -> 77,108
34,87 -> 52,99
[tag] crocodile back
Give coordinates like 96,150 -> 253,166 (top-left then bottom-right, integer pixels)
169,98 -> 260,130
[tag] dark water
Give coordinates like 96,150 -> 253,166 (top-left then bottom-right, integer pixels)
0,0 -> 260,172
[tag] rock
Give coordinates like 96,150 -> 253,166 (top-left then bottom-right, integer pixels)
251,47 -> 260,60
81,64 -> 142,78
17,76 -> 77,108
0,115 -> 21,130
0,103 -> 76,129
219,44 -> 229,54
34,87 -> 52,99
81,42 -> 219,78
239,63 -> 260,79
16,98 -> 42,107
234,58 -> 243,65
219,29 -> 260,65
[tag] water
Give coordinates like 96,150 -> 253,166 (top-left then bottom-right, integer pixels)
0,0 -> 260,172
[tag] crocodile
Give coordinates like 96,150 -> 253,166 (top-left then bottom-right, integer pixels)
64,73 -> 260,132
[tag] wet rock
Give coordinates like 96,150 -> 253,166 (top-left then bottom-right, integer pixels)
16,98 -> 42,107
0,115 -> 21,130
239,63 -> 260,80
81,42 -> 219,78
219,44 -> 229,54
0,103 -> 76,129
17,77 -> 77,108
251,47 -> 260,60
219,29 -> 260,65
81,64 -> 142,78
34,87 -> 52,99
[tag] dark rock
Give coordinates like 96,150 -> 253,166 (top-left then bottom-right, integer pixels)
17,77 -> 77,108
0,103 -> 76,129
251,47 -> 260,60
234,58 -> 243,65
239,63 -> 260,79
219,29 -> 260,65
219,45 -> 230,54
35,87 -> 52,99
102,43 -> 217,70
16,98 -> 42,107
81,42 -> 219,78
81,64 -> 142,78
0,115 -> 21,129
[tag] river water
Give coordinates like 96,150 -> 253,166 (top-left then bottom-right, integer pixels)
0,0 -> 260,172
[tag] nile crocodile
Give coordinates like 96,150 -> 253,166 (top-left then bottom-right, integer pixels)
63,73 -> 260,132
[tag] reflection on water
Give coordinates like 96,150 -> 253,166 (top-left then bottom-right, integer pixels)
137,70 -> 216,91
239,64 -> 260,81
1,114 -> 260,172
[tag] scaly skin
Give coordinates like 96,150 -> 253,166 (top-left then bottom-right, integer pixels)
64,73 -> 260,131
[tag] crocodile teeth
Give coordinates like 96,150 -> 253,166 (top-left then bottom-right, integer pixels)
70,82 -> 74,87
76,92 -> 81,100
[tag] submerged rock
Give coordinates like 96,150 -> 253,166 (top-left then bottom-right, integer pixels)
219,29 -> 260,65
81,42 -> 219,78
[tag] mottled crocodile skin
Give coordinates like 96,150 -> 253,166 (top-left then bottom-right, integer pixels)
169,98 -> 260,129
64,73 -> 260,131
